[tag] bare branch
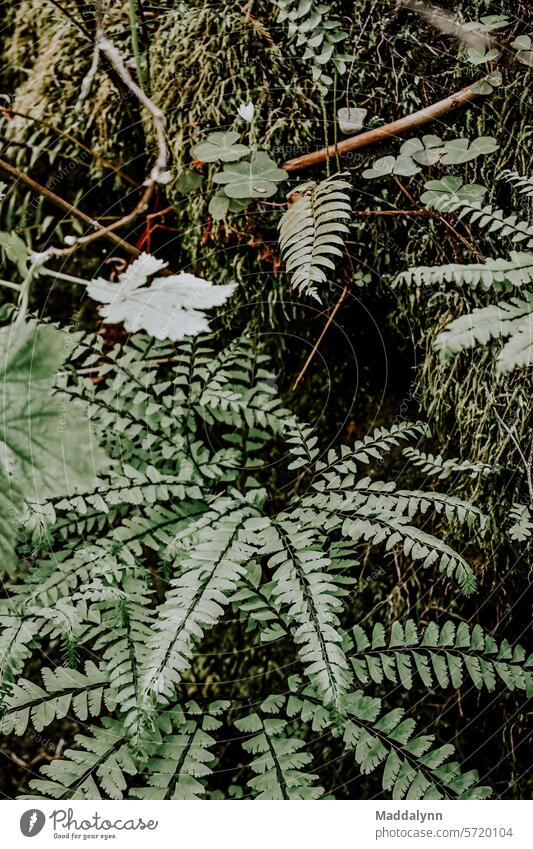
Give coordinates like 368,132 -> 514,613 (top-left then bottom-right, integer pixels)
281,81 -> 484,172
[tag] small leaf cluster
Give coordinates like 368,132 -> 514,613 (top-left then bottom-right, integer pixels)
190,131 -> 287,220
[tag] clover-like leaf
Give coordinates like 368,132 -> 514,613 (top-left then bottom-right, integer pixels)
471,71 -> 503,95
361,155 -> 396,180
441,136 -> 499,165
190,131 -> 250,164
409,135 -> 445,166
511,35 -> 533,67
420,177 -> 487,210
208,191 -> 230,221
0,321 -> 107,572
466,46 -> 500,65
87,252 -> 237,341
212,152 -> 287,199
392,155 -> 421,176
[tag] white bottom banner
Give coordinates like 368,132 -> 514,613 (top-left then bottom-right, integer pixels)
2,800 -> 531,849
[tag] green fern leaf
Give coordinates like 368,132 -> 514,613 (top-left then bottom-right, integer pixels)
278,174 -> 351,300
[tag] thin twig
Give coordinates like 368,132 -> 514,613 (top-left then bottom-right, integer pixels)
292,283 -> 349,391
46,0 -> 92,39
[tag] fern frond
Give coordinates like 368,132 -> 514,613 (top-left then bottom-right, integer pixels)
278,174 -> 351,300
288,684 -> 491,800
1,661 -> 110,735
284,419 -> 320,470
131,701 -> 228,799
403,447 -> 494,480
307,478 -> 488,532
435,292 -> 533,373
25,719 -> 136,800
140,501 -> 259,704
0,613 -> 41,692
236,699 -> 323,799
500,169 -> 533,198
260,521 -> 352,708
314,421 -> 430,477
508,503 -> 533,541
351,620 -> 532,693
395,252 -> 533,292
92,576 -> 154,739
230,561 -> 289,643
443,199 -> 533,248
338,512 -> 477,594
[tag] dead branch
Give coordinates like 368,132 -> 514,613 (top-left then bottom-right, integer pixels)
70,0 -> 168,252
281,81 -> 484,172
0,157 -> 140,258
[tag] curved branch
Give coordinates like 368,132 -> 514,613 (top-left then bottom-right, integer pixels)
281,82 -> 484,172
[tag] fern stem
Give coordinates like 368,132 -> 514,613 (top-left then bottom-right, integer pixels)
321,97 -> 330,178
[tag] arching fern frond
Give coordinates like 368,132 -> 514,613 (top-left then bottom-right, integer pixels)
91,575 -> 155,740
287,684 -> 491,799
0,661 -> 110,736
24,719 -> 136,800
500,169 -> 533,198
395,252 -> 533,292
140,500 -> 259,705
236,700 -> 323,799
261,521 -> 352,709
442,199 -> 533,248
435,292 -> 533,373
351,620 -> 532,694
131,701 -> 228,800
402,447 -> 494,480
278,174 -> 351,300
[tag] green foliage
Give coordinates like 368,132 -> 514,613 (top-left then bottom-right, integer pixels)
362,135 -> 498,179
236,703 -> 323,799
280,680 -> 492,799
0,325 -> 514,799
436,293 -> 533,373
1,661 -> 110,735
275,0 -> 351,93
397,172 -> 533,373
0,0 -> 530,803
0,320 -> 105,572
131,701 -> 229,800
508,504 -> 533,542
402,447 -> 494,480
351,620 -> 532,694
212,152 -> 287,200
190,127 -> 287,219
23,719 -> 135,800
191,131 -> 250,164
278,173 -> 351,300
510,34 -> 533,67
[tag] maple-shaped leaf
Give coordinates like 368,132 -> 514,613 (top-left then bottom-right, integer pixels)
87,253 -> 237,341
